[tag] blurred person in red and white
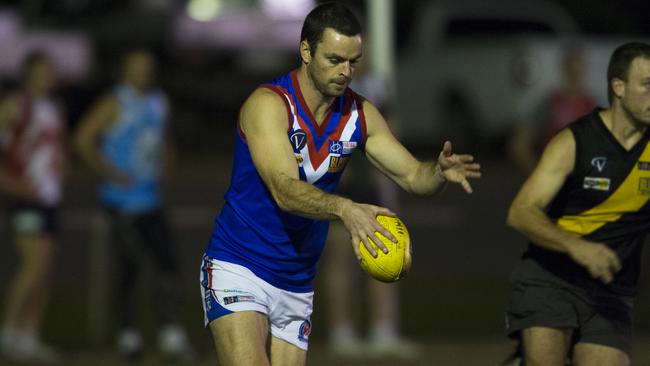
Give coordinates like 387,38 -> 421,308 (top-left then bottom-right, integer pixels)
0,51 -> 66,364
509,45 -> 596,174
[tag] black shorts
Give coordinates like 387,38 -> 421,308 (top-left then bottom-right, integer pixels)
505,280 -> 634,355
7,203 -> 58,235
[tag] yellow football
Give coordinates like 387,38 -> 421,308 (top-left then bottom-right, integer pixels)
358,215 -> 412,282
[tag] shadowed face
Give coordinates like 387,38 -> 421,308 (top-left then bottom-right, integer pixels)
123,51 -> 156,92
563,50 -> 587,87
616,57 -> 650,125
302,28 -> 362,98
26,58 -> 55,96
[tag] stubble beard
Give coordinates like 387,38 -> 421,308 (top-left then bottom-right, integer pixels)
620,98 -> 650,129
307,65 -> 345,99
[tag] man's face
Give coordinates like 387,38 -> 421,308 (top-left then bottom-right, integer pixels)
564,51 -> 586,86
27,59 -> 55,95
124,51 -> 155,91
619,56 -> 650,125
305,28 -> 362,98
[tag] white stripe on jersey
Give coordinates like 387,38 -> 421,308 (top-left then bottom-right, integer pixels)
281,94 -> 360,184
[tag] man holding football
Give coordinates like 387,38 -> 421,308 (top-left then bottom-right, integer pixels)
199,3 -> 481,365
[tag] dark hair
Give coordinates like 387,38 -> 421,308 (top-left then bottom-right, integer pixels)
300,2 -> 362,55
20,50 -> 50,82
607,42 -> 650,103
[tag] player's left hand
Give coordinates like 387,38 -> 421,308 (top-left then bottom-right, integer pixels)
437,140 -> 481,193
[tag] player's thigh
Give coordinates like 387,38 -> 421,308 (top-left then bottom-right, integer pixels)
270,335 -> 306,366
573,342 -> 629,366
16,231 -> 52,256
209,311 -> 271,366
573,293 -> 632,365
136,209 -> 179,270
11,208 -> 56,262
522,326 -> 572,366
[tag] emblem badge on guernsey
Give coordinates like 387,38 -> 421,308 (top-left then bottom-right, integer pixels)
298,320 -> 311,342
290,129 -> 307,150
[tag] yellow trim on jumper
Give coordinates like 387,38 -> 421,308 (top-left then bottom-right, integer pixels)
557,142 -> 650,235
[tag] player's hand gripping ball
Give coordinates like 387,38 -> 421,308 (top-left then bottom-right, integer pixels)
359,215 -> 412,282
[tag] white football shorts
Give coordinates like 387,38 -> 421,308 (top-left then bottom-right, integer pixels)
199,255 -> 314,350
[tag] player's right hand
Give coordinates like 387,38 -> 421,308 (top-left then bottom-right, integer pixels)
0,174 -> 38,202
339,201 -> 397,260
568,241 -> 622,284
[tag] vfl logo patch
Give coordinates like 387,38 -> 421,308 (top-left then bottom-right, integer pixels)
639,177 -> 650,195
591,157 -> 607,172
583,176 -> 610,191
638,161 -> 650,170
298,320 -> 311,342
329,140 -> 343,155
290,130 -> 307,150
295,154 -> 304,165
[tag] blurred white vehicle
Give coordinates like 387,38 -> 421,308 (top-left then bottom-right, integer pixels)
396,0 -> 639,149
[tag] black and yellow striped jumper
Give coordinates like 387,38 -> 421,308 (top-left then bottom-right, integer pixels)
514,108 -> 650,297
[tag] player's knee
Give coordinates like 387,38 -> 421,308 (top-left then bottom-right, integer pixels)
524,355 -> 565,366
524,347 -> 568,366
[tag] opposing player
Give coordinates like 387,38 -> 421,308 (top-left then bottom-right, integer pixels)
506,42 -> 650,365
200,3 -> 481,366
0,52 -> 64,364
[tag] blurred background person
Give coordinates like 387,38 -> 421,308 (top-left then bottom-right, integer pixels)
509,45 -> 597,174
74,49 -> 194,362
0,51 -> 65,364
321,45 -> 419,361
503,44 -> 597,366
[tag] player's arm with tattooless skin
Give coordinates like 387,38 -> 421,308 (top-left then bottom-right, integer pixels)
362,100 -> 481,195
507,129 -> 622,284
241,87 -> 396,259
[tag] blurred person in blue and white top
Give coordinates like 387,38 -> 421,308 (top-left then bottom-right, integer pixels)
74,49 -> 193,362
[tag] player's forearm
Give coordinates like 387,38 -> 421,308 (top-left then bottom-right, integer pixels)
404,161 -> 448,195
507,203 -> 586,253
271,173 -> 351,220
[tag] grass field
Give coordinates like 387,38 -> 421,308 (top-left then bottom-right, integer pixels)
6,335 -> 650,365
2,158 -> 650,365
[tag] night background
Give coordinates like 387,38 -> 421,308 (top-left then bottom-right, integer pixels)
1,0 -> 650,365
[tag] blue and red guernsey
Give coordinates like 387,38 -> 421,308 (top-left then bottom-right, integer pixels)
205,70 -> 367,292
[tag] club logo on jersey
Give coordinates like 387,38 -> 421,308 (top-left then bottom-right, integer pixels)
295,154 -> 304,166
639,177 -> 650,195
290,129 -> 307,150
583,176 -> 610,191
591,157 -> 607,172
298,320 -> 311,342
329,156 -> 350,172
342,141 -> 357,154
329,140 -> 343,156
638,161 -> 650,171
